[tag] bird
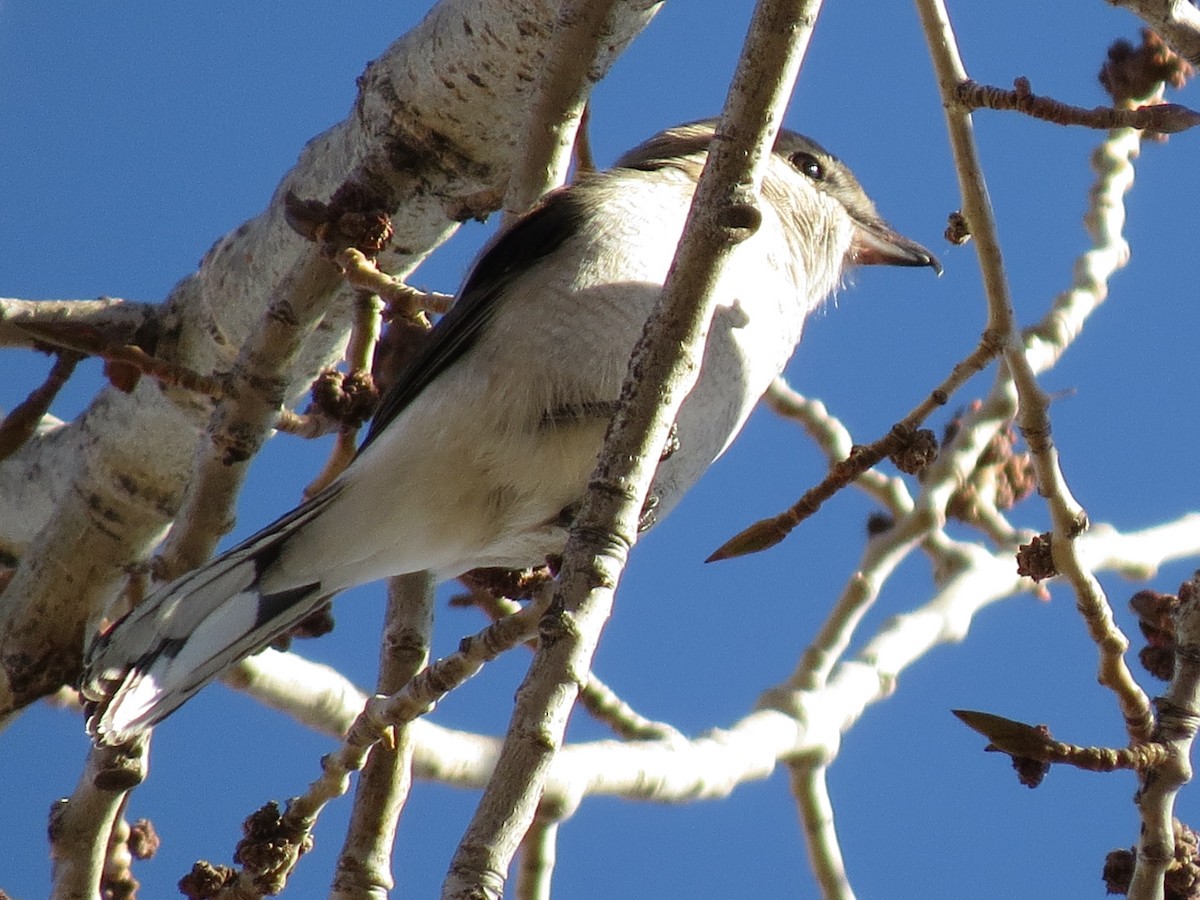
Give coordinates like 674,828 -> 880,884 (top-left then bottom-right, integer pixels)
82,120 -> 940,744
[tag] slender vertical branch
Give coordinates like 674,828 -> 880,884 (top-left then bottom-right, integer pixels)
914,0 -> 1154,741
514,816 -> 559,900
49,741 -> 149,900
330,572 -> 435,900
1129,573 -> 1200,898
792,763 -> 856,900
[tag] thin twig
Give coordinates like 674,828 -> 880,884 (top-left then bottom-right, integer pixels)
274,408 -> 340,440
915,0 -> 1155,742
917,1 -> 1172,896
366,585 -> 552,732
761,376 -> 986,570
11,320 -> 224,398
710,338 -> 998,562
0,351 -> 80,461
762,379 -> 912,517
955,77 -> 1200,132
334,248 -> 453,320
302,291 -> 384,498
954,709 -> 1170,772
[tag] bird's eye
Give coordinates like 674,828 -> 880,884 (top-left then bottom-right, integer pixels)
789,151 -> 824,181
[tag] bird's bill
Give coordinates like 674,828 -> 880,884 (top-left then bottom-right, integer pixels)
850,219 -> 942,275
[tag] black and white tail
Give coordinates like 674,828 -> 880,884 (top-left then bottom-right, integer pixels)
82,490 -> 341,745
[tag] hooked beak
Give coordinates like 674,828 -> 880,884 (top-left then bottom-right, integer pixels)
850,218 -> 942,275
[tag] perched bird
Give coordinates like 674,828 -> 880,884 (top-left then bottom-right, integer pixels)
82,120 -> 940,744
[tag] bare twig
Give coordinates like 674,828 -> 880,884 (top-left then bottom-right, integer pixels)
49,741 -> 149,900
456,588 -> 685,742
954,76 -> 1200,132
302,291 -> 385,498
709,337 -> 998,562
762,379 -> 914,518
0,352 -> 80,461
333,248 -> 453,320
954,709 -> 1170,774
514,815 -> 559,900
274,407 -> 340,440
366,584 -> 552,732
12,319 -> 224,398
916,0 -> 1155,743
576,672 -> 686,743
917,2 -> 1176,896
763,376 -> 980,576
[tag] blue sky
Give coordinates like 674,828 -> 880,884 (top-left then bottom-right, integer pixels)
3,2 -> 1199,898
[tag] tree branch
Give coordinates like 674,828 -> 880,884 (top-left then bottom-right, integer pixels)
503,0 -> 624,219
0,0 -> 662,719
442,0 -> 826,894
330,572 -> 435,899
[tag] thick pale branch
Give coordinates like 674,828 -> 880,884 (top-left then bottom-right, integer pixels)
0,0 -> 662,718
503,0 -> 624,218
153,252 -> 344,583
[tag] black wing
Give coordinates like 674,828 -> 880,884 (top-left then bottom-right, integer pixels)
360,185 -> 588,449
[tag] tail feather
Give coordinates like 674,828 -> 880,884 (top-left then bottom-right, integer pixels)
82,490 -> 340,745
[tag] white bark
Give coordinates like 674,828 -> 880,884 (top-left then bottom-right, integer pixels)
0,0 -> 662,716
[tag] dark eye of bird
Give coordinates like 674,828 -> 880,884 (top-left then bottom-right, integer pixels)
789,151 -> 825,181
